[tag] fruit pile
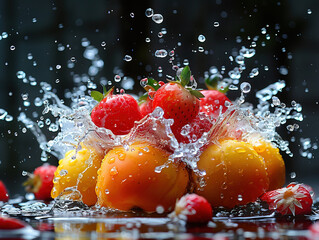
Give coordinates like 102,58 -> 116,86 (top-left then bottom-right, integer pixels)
0,66 -> 314,225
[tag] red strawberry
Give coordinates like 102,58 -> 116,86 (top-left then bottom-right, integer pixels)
179,113 -> 214,143
24,164 -> 57,200
152,67 -> 203,142
169,194 -> 213,224
91,87 -> 142,135
260,183 -> 313,216
139,96 -> 153,118
0,217 -> 26,230
0,180 -> 9,202
200,90 -> 231,117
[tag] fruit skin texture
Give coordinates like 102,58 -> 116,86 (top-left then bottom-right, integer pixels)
251,140 -> 285,191
0,181 -> 9,202
199,90 -> 230,117
194,140 -> 269,209
139,97 -> 153,118
261,183 -> 313,216
152,82 -> 200,142
25,164 -> 57,200
170,194 -> 213,224
0,217 -> 26,230
96,142 -> 189,212
51,144 -> 104,206
91,92 -> 142,135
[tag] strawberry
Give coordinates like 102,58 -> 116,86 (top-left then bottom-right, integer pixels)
0,180 -> 9,202
0,217 -> 26,230
24,164 -> 57,200
199,90 -> 231,117
179,113 -> 213,143
260,183 -> 313,216
152,66 -> 203,142
139,94 -> 153,118
169,194 -> 213,224
91,87 -> 142,135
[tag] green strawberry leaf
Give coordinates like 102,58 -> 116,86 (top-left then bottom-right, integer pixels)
180,66 -> 191,87
145,78 -> 160,91
91,91 -> 104,102
189,89 -> 204,99
205,75 -> 219,90
138,92 -> 149,103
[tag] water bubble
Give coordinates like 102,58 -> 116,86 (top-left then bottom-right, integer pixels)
198,46 -> 204,52
209,66 -> 218,74
145,37 -> 151,42
266,34 -> 270,40
239,47 -> 256,58
130,12 -> 134,18
235,55 -> 244,65
27,53 -> 33,60
198,34 -> 206,42
70,57 -> 76,62
145,8 -> 154,17
22,171 -> 28,176
114,75 -> 121,82
161,28 -> 167,34
10,45 -> 15,50
213,21 -> 220,27
307,9 -> 312,15
264,66 -> 269,71
183,59 -> 189,65
158,32 -> 163,38
228,68 -> 241,80
57,44 -> 65,51
155,49 -> 167,58
152,14 -> 163,24
249,68 -> 259,78
240,82 -> 251,93
238,195 -> 243,201
124,55 -> 132,62
5,115 -> 13,122
0,109 -> 7,120
156,205 -> 164,214
32,18 -> 37,23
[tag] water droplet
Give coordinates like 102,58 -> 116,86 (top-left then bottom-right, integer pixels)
130,12 -> 134,18
198,46 -> 204,52
240,82 -> 251,93
110,166 -> 118,176
124,55 -> 132,62
152,14 -> 163,24
32,18 -> 37,23
16,71 -> 26,79
145,8 -> 154,17
238,195 -> 243,201
183,59 -> 189,65
114,75 -> 121,82
56,65 -> 61,69
156,205 -> 164,214
290,172 -> 296,179
279,66 -> 288,75
155,49 -> 167,58
214,21 -> 219,27
70,57 -> 76,62
145,37 -> 151,42
158,32 -> 163,38
249,68 -> 259,78
261,27 -> 267,34
307,9 -> 312,15
22,171 -> 28,176
105,189 -> 110,194
27,53 -> 33,60
10,45 -> 15,50
198,34 -> 206,42
2,32 -> 8,38
59,169 -> 68,176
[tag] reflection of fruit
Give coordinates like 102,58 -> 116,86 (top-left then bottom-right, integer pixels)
96,142 -> 189,212
91,88 -> 142,135
251,140 -> 285,191
199,90 -> 230,117
261,183 -> 313,216
0,180 -> 9,202
55,222 -> 96,240
51,144 -> 103,206
170,194 -> 212,224
194,140 -> 269,208
24,164 -> 57,200
0,216 -> 26,230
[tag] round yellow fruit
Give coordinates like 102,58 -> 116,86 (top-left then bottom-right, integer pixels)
95,142 -> 189,212
51,143 -> 104,206
194,139 -> 269,209
251,140 -> 285,190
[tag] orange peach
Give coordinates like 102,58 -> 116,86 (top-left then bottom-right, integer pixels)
194,139 -> 269,208
251,140 -> 285,190
95,142 -> 189,212
51,143 -> 104,206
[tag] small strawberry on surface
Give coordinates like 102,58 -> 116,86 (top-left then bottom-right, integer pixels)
152,66 -> 204,142
169,194 -> 213,224
23,164 -> 57,201
260,183 -> 313,216
0,181 -> 9,202
91,87 -> 142,135
0,216 -> 26,230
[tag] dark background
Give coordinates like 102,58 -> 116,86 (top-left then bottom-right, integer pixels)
0,0 -> 318,196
